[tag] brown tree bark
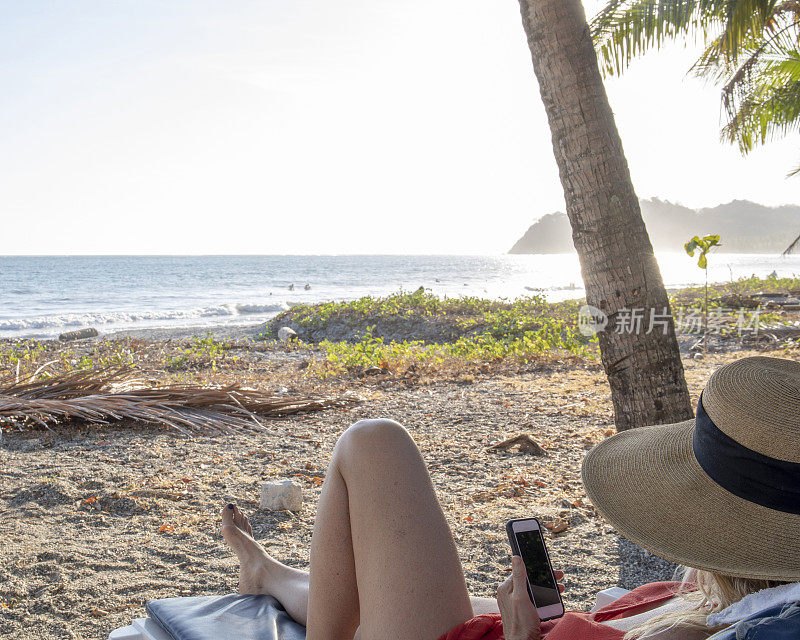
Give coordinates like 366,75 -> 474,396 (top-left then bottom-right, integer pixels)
518,0 -> 693,430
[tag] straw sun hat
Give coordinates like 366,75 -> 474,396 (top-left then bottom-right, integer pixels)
582,356 -> 800,581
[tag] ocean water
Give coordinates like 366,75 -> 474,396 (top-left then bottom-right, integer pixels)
1,254 -> 799,339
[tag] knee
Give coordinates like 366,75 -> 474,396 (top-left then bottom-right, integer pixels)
331,419 -> 426,485
334,418 -> 413,458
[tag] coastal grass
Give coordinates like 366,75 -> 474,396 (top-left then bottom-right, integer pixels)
274,289 -> 585,332
670,274 -> 800,309
276,276 -> 800,376
314,321 -> 594,377
667,275 -> 800,333
165,333 -> 238,372
0,333 -> 245,380
273,290 -> 597,376
1,276 -> 797,388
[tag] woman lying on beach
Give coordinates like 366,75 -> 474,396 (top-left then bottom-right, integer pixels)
220,356 -> 800,640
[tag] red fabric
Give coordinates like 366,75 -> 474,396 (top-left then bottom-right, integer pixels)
436,614 -> 505,640
436,581 -> 689,640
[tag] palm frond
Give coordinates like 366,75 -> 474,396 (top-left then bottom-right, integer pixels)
722,0 -> 781,58
691,26 -> 768,80
592,0 -> 800,174
716,18 -> 800,100
590,1 -> 776,75
783,230 -> 800,253
721,52 -> 800,151
0,366 -> 361,434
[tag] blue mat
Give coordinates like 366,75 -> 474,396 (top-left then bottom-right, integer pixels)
146,594 -> 306,640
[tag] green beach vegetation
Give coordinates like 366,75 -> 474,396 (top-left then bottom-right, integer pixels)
0,332 -> 239,377
265,291 -> 596,377
165,332 -> 235,372
303,297 -> 595,376
685,233 -> 723,351
1,277 -> 797,384
271,277 -> 799,376
671,273 -> 800,307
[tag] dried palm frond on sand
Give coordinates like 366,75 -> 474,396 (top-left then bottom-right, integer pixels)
0,366 -> 361,435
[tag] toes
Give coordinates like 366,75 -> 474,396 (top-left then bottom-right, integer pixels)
232,505 -> 245,527
222,503 -> 255,539
221,519 -> 247,552
233,506 -> 254,536
221,503 -> 235,526
231,505 -> 254,536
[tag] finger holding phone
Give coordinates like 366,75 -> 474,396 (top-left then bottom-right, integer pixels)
498,518 -> 566,640
497,556 -> 542,640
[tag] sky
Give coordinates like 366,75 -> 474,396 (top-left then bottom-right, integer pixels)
1,0 -> 798,256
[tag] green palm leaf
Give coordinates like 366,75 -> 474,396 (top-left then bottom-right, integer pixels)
591,1 -> 780,75
592,0 -> 800,178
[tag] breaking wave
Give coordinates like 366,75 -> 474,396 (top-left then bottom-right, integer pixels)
0,302 -> 288,332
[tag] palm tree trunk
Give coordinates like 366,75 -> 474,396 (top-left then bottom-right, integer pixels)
518,0 -> 693,430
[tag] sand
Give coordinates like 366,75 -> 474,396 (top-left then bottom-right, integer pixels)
0,334 -> 796,640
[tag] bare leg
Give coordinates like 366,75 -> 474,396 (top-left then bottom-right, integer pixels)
222,419 -> 476,639
221,504 -> 498,624
221,504 -> 499,623
306,419 -> 473,640
221,504 -> 311,624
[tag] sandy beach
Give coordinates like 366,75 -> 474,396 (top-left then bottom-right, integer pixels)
2,317 -> 794,640
7,0 -> 800,636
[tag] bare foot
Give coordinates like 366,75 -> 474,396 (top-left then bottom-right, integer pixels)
221,503 -> 275,594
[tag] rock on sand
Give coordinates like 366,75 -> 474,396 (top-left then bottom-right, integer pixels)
260,480 -> 303,512
277,327 -> 298,342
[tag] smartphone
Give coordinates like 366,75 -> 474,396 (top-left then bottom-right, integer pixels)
506,517 -> 565,621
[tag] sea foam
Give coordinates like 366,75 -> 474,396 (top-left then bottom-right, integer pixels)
0,302 -> 288,332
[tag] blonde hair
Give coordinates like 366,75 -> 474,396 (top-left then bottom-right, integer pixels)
624,567 -> 787,639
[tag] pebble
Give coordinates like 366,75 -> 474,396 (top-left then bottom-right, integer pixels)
260,480 -> 303,512
277,327 -> 298,342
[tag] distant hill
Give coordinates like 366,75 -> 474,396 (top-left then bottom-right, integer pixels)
508,199 -> 800,254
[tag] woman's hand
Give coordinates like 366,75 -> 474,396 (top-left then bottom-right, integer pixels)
496,556 -> 566,640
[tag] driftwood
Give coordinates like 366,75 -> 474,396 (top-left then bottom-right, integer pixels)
488,433 -> 547,456
0,366 -> 360,435
59,328 -> 99,341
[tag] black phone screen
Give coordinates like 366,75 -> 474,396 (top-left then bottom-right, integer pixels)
515,529 -> 561,607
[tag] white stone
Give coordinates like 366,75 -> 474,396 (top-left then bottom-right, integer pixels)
277,326 -> 298,342
260,480 -> 303,512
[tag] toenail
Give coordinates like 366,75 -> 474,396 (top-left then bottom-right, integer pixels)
227,503 -> 234,510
